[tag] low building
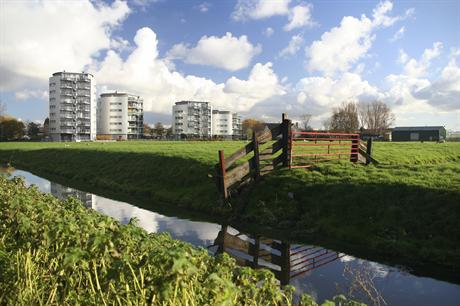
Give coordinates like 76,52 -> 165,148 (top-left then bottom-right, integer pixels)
391,126 -> 446,141
97,92 -> 143,140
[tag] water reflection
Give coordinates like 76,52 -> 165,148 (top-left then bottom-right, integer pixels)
209,225 -> 343,286
2,167 -> 460,305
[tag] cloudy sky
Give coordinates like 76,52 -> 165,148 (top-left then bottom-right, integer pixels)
0,0 -> 459,129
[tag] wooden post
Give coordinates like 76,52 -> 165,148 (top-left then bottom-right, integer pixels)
279,242 -> 291,286
350,135 -> 359,162
250,236 -> 260,269
252,130 -> 260,181
282,113 -> 292,168
366,138 -> 373,165
218,150 -> 228,199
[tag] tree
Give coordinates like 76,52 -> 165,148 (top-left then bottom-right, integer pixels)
143,123 -> 152,138
152,122 -> 165,138
0,116 -> 25,141
358,101 -> 395,134
43,118 -> 49,136
300,114 -> 313,131
0,100 -> 5,117
27,121 -> 40,138
242,118 -> 265,139
330,102 -> 359,133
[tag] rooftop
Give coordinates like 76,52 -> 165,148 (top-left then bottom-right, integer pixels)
392,126 -> 445,131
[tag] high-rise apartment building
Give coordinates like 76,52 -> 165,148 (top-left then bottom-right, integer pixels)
172,101 -> 212,137
97,92 -> 144,140
48,72 -> 96,141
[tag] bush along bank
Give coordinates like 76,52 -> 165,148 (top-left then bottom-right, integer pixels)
0,176 -> 365,306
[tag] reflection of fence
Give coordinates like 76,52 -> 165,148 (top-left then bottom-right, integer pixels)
215,113 -> 378,200
210,225 -> 344,285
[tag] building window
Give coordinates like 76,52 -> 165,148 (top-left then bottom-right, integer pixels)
110,109 -> 122,112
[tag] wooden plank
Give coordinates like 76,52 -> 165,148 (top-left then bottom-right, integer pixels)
225,158 -> 253,188
256,128 -> 273,144
224,142 -> 254,168
358,147 -> 379,165
218,150 -> 228,199
259,147 -> 273,161
221,232 -> 251,253
253,131 -> 260,181
273,153 -> 285,167
272,139 -> 283,154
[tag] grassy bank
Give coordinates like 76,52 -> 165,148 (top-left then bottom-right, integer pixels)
1,176 -> 366,305
0,141 -> 459,274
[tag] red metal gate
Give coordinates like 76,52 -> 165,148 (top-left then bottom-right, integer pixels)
289,131 -> 360,169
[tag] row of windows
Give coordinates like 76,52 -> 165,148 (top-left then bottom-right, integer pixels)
175,123 -> 183,126
50,105 -> 56,109
110,102 -> 122,105
175,116 -> 183,120
110,115 -> 122,118
110,129 -> 122,132
217,124 -> 228,127
175,110 -> 184,113
110,109 -> 122,112
220,119 -> 228,122
110,122 -> 122,125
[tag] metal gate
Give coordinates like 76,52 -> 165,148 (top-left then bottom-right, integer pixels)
290,131 -> 360,169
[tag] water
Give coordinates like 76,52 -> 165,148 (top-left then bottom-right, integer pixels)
2,167 -> 460,305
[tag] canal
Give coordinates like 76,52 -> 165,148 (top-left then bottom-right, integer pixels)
2,167 -> 460,305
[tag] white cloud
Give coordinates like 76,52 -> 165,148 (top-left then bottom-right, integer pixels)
296,73 -> 381,108
389,26 -> 405,42
279,35 -> 304,58
284,3 -> 315,31
232,0 -> 290,21
167,32 -> 261,71
400,42 -> 443,78
198,2 -> 211,13
0,0 -> 130,90
224,62 -> 286,111
306,1 -> 412,76
414,58 -> 460,111
92,28 -> 284,114
15,90 -> 48,101
263,27 -> 274,37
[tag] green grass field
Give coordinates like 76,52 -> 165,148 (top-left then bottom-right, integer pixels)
0,141 -> 459,274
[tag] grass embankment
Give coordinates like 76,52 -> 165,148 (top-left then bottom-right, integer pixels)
0,176 -> 363,305
244,142 -> 460,274
0,141 -> 459,275
0,141 -> 242,215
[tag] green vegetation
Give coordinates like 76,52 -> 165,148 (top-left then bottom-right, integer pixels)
0,176 -> 364,305
0,141 -> 459,275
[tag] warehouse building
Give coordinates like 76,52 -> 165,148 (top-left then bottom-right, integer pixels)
391,126 -> 446,141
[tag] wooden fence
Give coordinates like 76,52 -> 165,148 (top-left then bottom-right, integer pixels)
215,113 -> 378,200
215,113 -> 291,200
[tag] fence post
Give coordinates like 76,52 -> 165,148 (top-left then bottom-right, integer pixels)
282,113 -> 292,168
252,130 -> 260,181
280,242 -> 291,286
366,138 -> 373,165
350,135 -> 359,162
218,150 -> 228,199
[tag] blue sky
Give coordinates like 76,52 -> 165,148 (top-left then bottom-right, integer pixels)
1,0 -> 459,129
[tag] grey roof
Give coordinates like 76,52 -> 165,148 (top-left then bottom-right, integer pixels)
392,126 -> 445,131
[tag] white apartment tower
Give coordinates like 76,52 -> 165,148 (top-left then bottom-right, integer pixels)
172,101 -> 212,137
48,72 -> 97,141
97,92 -> 144,140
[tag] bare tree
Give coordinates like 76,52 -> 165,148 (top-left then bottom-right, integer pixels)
0,100 -> 6,117
330,102 -> 359,132
358,101 -> 395,134
300,114 -> 312,131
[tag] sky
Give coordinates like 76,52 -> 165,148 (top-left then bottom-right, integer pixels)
0,0 -> 459,130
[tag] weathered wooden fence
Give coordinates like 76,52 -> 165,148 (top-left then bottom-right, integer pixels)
215,113 -> 377,200
215,113 -> 291,200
